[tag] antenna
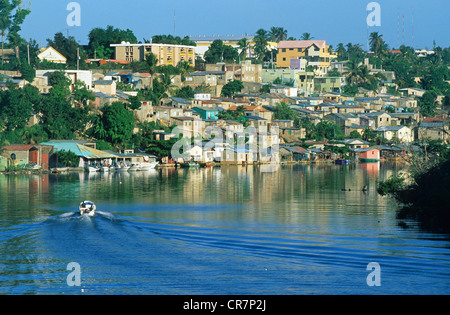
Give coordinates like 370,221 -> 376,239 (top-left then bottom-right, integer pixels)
412,2 -> 415,49
173,9 -> 176,35
402,14 -> 405,46
397,9 -> 400,48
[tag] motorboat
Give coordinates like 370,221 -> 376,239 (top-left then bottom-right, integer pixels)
79,200 -> 96,216
85,166 -> 99,172
128,162 -> 158,171
115,164 -> 130,172
100,166 -> 110,172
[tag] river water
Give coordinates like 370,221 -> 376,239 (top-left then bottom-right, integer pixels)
0,163 -> 449,295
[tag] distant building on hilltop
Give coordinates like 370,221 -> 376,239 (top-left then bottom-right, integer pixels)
276,40 -> 336,76
111,42 -> 195,67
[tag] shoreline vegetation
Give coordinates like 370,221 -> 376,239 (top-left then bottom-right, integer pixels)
377,142 -> 450,233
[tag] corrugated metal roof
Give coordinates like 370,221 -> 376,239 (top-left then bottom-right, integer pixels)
40,142 -> 117,159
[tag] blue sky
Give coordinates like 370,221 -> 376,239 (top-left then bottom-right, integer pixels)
20,0 -> 449,51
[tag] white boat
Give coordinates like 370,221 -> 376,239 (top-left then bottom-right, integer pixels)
128,163 -> 139,172
128,162 -> 158,171
100,166 -> 110,172
79,200 -> 96,216
115,164 -> 130,172
85,166 -> 99,173
139,162 -> 158,170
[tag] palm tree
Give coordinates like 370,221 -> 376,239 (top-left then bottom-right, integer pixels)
301,32 -> 313,40
345,60 -> 362,84
253,29 -> 268,63
269,27 -> 287,42
237,37 -> 249,61
369,32 -> 385,57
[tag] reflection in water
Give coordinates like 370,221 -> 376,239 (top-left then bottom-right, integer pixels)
1,162 -> 449,295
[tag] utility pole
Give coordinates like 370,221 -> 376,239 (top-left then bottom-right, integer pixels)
27,44 -> 30,64
77,47 -> 79,70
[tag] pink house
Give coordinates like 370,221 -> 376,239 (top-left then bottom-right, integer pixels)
359,148 -> 380,162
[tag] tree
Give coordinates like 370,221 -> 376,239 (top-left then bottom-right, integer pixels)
273,102 -> 297,120
0,81 -> 36,131
268,27 -> 288,42
0,0 -> 31,65
38,71 -> 89,139
301,33 -> 313,40
88,25 -> 137,59
204,40 -> 238,64
89,102 -> 135,149
369,32 -> 386,58
253,29 -> 268,63
237,38 -> 249,61
175,86 -> 195,99
419,91 -> 437,117
221,80 -> 243,97
47,32 -> 84,68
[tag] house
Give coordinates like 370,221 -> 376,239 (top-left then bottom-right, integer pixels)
221,146 -> 258,165
374,126 -> 414,143
276,40 -> 336,76
246,115 -> 268,133
192,107 -> 221,120
269,84 -> 298,97
38,47 -> 67,64
228,105 -> 273,121
39,140 -> 117,168
110,150 -> 157,166
341,139 -> 370,149
1,144 -> 53,170
279,146 -> 309,162
314,76 -> 346,93
170,116 -> 205,138
399,88 -> 426,98
357,148 -> 380,162
34,69 -> 93,91
93,80 -> 116,96
358,112 -> 394,129
417,118 -> 449,143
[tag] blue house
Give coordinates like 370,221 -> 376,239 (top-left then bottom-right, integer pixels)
192,107 -> 221,120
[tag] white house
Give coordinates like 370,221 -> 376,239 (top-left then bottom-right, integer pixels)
38,47 -> 67,64
374,126 -> 414,143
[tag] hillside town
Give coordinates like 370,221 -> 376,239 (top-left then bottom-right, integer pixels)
1,26 -> 449,172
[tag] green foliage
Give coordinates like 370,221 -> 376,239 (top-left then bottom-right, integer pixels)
221,80 -> 243,97
88,25 -> 137,59
37,71 -> 90,139
349,130 -> 362,139
18,62 -> 35,82
273,102 -> 297,120
204,40 -> 238,64
419,91 -> 437,117
88,102 -> 135,149
0,82 -> 37,131
151,35 -> 196,46
55,149 -> 80,167
218,105 -> 246,122
175,86 -> 195,99
376,175 -> 406,196
47,32 -> 85,67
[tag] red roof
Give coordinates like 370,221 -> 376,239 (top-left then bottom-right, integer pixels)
423,117 -> 443,123
3,145 -> 35,151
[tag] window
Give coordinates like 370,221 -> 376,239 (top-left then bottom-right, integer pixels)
282,48 -> 286,52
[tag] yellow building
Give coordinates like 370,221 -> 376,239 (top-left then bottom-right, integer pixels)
276,40 -> 336,76
111,42 -> 195,67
